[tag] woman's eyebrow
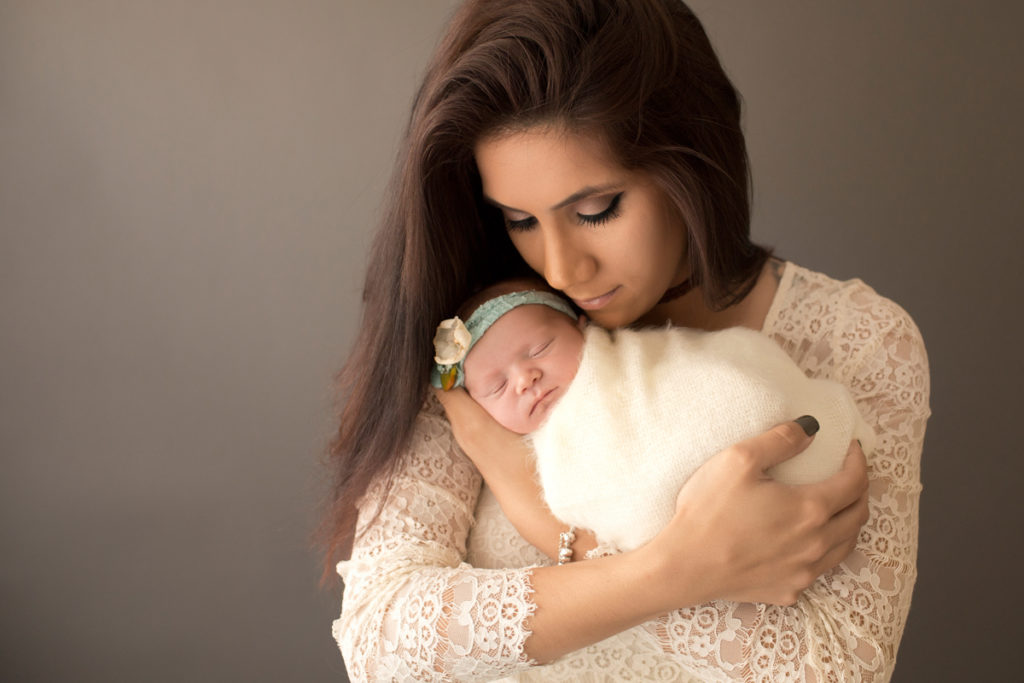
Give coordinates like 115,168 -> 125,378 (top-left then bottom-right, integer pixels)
483,183 -> 624,213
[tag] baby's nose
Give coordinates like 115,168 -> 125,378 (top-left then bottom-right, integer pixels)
515,366 -> 541,394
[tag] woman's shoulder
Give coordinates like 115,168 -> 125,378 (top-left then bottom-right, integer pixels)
779,261 -> 882,306
769,262 -> 926,380
366,393 -> 481,506
784,262 -> 921,331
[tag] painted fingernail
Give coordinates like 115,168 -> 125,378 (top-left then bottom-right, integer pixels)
794,415 -> 820,436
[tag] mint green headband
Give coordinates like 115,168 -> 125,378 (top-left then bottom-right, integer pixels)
431,290 -> 577,390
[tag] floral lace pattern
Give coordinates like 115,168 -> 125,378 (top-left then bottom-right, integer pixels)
333,263 -> 929,682
333,407 -> 539,682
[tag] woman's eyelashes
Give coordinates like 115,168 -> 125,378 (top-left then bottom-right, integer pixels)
503,192 -> 624,232
577,192 -> 623,226
505,215 -> 536,232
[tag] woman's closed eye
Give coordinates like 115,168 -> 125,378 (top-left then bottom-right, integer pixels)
504,192 -> 625,232
506,215 -> 536,232
577,192 -> 623,226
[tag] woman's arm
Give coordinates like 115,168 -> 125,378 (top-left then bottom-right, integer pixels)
333,396 -> 697,679
333,397 -> 679,679
639,299 -> 929,681
434,387 -> 600,561
334,402 -> 539,682
435,388 -> 871,664
336,391 -> 866,680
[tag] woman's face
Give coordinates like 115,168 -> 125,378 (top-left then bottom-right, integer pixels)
474,126 -> 688,329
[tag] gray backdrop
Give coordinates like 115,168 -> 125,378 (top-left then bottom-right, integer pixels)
2,1 -> 1021,681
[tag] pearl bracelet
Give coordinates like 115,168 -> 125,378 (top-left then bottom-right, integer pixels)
557,526 -> 577,566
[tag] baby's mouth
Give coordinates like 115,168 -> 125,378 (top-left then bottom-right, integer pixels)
530,388 -> 556,417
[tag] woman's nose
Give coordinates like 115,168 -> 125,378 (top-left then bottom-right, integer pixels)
541,226 -> 597,292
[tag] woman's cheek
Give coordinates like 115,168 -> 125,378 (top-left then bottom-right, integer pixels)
508,232 -> 543,275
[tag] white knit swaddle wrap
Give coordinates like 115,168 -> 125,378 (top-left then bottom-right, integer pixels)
529,325 -> 876,552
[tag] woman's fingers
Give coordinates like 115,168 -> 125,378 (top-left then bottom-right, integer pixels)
433,387 -> 490,442
433,386 -> 528,471
819,464 -> 871,563
792,443 -> 870,582
807,439 -> 870,515
736,418 -> 818,473
659,423 -> 872,606
432,385 -> 469,412
786,440 -> 870,579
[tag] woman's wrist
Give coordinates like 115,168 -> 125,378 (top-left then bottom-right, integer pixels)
489,468 -> 599,561
629,522 -> 711,611
525,546 -> 680,663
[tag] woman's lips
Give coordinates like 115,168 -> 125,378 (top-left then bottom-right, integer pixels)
572,286 -> 620,311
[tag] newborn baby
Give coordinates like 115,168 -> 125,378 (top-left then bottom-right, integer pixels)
432,280 -> 875,552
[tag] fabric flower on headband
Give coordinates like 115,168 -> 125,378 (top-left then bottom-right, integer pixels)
433,316 -> 471,390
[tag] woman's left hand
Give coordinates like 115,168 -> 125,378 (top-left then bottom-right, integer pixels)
433,386 -> 530,476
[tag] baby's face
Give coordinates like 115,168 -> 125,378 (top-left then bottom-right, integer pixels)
463,304 -> 584,434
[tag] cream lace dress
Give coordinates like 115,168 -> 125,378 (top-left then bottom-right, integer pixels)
332,263 -> 930,682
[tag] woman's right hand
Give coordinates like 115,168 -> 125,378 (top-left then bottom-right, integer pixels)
645,419 -> 870,608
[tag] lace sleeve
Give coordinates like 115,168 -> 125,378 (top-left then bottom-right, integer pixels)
640,295 -> 930,682
332,400 -> 539,682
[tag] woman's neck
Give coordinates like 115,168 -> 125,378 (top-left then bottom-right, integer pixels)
638,258 -> 784,332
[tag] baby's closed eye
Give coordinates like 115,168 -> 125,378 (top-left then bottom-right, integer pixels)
486,378 -> 508,397
529,339 -> 553,357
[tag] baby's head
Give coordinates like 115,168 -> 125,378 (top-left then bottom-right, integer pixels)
431,279 -> 585,434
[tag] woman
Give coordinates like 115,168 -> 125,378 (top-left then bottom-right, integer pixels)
325,0 -> 929,680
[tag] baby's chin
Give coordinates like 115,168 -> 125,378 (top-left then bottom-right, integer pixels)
494,412 -> 532,436
500,408 -> 548,435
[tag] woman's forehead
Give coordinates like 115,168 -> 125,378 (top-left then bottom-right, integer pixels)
475,126 -> 626,207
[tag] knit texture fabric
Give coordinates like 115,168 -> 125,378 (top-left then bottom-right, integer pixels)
530,324 -> 875,552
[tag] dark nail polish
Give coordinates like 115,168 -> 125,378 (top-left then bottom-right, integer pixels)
795,415 -> 819,436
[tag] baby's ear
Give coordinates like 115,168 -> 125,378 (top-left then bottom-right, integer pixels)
576,314 -> 588,331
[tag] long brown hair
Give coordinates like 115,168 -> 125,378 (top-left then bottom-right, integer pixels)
319,0 -> 769,575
